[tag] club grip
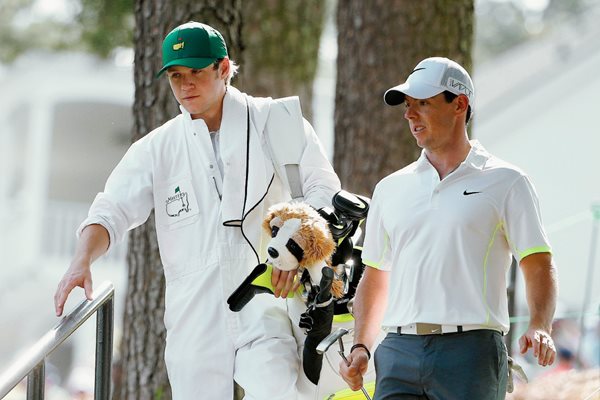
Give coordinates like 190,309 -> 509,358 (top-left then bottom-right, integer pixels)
316,267 -> 334,304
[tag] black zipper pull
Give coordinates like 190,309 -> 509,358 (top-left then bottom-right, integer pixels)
212,176 -> 222,200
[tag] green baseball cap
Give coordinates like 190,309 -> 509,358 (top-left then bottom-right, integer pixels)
157,22 -> 228,76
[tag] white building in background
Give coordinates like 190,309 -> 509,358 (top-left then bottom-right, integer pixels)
0,51 -> 133,267
472,4 -> 600,317
0,51 -> 132,388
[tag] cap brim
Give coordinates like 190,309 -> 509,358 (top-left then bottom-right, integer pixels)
383,82 -> 445,106
156,57 -> 217,77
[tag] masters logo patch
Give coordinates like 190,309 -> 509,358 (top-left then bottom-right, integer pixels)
166,186 -> 191,217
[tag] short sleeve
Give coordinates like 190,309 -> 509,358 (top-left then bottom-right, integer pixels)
361,184 -> 392,271
503,174 -> 551,262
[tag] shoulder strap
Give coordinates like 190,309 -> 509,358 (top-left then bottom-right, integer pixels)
265,96 -> 306,201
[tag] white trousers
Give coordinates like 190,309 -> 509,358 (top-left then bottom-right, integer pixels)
163,260 -> 300,400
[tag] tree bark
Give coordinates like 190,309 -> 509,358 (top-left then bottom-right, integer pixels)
239,0 -> 325,121
116,1 -> 324,399
334,0 -> 474,195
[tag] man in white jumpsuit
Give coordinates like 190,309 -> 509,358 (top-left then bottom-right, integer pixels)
54,21 -> 340,399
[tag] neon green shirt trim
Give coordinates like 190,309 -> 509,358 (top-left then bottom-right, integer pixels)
483,222 -> 503,325
363,259 -> 381,268
520,246 -> 552,259
364,231 -> 390,270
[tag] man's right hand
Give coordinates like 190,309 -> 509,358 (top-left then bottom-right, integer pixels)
271,267 -> 300,298
54,224 -> 109,316
54,259 -> 93,317
339,348 -> 369,392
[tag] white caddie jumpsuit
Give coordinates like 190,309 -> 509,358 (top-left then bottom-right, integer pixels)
79,86 -> 341,399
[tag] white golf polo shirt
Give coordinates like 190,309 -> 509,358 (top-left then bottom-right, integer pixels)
362,140 -> 551,333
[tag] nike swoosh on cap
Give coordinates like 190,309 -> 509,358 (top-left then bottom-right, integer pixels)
463,190 -> 481,196
408,67 -> 426,76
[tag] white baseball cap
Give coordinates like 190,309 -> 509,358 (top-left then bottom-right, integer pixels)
384,57 -> 475,107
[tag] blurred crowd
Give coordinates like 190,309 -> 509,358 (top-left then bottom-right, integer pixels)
507,316 -> 599,400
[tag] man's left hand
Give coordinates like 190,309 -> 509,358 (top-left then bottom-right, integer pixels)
271,267 -> 300,298
518,327 -> 556,366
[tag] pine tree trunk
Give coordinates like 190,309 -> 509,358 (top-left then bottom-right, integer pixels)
334,0 -> 474,194
239,0 -> 325,120
116,1 -> 324,399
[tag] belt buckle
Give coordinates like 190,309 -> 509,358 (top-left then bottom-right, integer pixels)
416,323 -> 442,335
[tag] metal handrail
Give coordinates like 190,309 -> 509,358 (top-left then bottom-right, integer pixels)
0,281 -> 114,399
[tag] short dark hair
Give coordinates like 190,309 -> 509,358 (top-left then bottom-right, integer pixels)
212,58 -> 224,70
442,91 -> 472,124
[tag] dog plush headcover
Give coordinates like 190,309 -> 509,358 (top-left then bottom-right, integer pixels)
263,202 -> 336,270
263,202 -> 342,385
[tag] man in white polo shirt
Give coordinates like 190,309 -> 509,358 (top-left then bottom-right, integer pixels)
339,57 -> 558,399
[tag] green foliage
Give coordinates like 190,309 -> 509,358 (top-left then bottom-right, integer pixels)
243,0 -> 325,86
474,0 -> 599,63
475,1 -> 531,63
0,0 -> 35,62
0,0 -> 133,64
77,0 -> 133,58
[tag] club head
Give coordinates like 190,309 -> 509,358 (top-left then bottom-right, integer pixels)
316,327 -> 351,354
508,356 -> 528,383
346,298 -> 354,315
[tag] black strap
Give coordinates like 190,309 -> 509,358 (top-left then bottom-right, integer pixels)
350,343 -> 371,360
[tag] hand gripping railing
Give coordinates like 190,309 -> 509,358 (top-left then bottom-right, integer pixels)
0,281 -> 114,400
